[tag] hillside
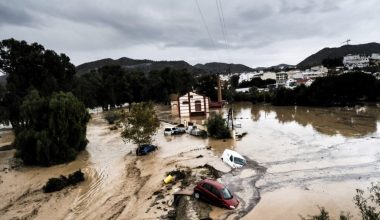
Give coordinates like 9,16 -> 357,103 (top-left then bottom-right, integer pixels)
297,42 -> 380,68
76,57 -> 194,75
194,62 -> 254,74
76,57 -> 257,75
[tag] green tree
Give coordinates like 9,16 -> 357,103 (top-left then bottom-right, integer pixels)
121,103 -> 160,146
15,91 -> 90,166
0,39 -> 75,132
195,74 -> 218,101
230,75 -> 240,88
207,113 -> 231,139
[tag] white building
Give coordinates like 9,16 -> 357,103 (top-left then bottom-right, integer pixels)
260,72 -> 276,80
343,54 -> 370,69
371,53 -> 380,60
239,72 -> 261,83
235,87 -> 250,93
173,92 -> 209,117
276,72 -> 288,86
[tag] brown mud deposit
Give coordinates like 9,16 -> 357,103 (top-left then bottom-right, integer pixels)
0,103 -> 379,220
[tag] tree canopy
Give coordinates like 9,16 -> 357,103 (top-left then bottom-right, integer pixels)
0,39 -> 89,166
0,38 -> 75,132
206,113 -> 231,139
15,91 -> 89,166
121,103 -> 160,146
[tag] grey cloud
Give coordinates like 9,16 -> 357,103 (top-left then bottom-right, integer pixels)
0,2 -> 34,26
0,0 -> 378,67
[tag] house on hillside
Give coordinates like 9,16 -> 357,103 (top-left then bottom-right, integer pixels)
276,72 -> 288,87
171,92 -> 210,117
343,54 -> 370,69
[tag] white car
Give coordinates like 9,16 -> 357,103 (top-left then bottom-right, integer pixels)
164,127 -> 174,135
221,149 -> 246,168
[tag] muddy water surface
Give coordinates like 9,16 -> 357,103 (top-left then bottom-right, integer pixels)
222,103 -> 380,219
1,104 -> 379,220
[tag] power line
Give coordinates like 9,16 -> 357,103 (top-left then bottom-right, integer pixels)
194,0 -> 216,48
216,0 -> 228,49
218,0 -> 229,49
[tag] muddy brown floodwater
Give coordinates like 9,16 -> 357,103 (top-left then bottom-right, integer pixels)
0,103 -> 379,220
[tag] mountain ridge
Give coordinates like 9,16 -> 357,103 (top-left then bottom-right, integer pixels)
76,57 -> 255,75
297,42 -> 380,68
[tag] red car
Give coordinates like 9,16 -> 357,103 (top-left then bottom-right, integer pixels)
194,179 -> 239,209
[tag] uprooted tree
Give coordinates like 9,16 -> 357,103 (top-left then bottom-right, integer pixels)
121,103 -> 160,146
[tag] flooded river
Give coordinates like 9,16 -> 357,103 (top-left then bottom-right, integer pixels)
0,103 -> 379,219
221,103 -> 380,219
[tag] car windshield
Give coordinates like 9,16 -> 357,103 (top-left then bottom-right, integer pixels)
234,157 -> 246,165
164,128 -> 171,131
220,188 -> 233,200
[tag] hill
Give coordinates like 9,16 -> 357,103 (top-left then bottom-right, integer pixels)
76,57 -> 194,75
297,42 -> 380,69
194,62 -> 254,74
76,57 -> 256,75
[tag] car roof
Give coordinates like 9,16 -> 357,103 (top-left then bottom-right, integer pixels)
200,179 -> 226,190
140,144 -> 154,147
223,149 -> 245,159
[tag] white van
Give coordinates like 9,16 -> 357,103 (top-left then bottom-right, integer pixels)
221,149 -> 246,168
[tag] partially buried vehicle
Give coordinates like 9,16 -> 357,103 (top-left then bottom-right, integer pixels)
136,144 -> 158,156
193,179 -> 239,209
221,149 -> 246,168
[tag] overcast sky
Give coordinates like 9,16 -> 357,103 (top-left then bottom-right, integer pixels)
0,0 -> 379,68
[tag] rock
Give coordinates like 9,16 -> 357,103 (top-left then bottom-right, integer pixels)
196,155 -> 203,158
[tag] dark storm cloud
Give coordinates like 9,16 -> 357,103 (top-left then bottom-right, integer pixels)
0,0 -> 378,67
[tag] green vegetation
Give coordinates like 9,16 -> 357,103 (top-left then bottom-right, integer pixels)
206,113 -> 231,139
121,103 -> 160,146
73,66 -> 195,109
233,87 -> 272,103
239,77 -> 276,89
301,182 -> 380,220
0,39 -> 89,166
14,91 -> 89,166
321,57 -> 343,68
103,110 -> 123,124
272,72 -> 380,106
0,39 -> 75,133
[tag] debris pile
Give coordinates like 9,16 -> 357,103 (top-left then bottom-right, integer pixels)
42,170 -> 85,193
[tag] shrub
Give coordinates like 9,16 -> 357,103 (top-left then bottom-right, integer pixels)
103,110 -> 123,124
43,170 -> 85,193
206,113 -> 231,139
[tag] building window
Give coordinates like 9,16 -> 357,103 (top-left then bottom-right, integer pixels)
195,100 -> 202,111
182,101 -> 189,105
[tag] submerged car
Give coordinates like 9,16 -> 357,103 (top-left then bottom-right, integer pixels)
221,149 -> 246,168
164,127 -> 185,135
136,144 -> 158,156
193,179 -> 239,209
164,127 -> 174,135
